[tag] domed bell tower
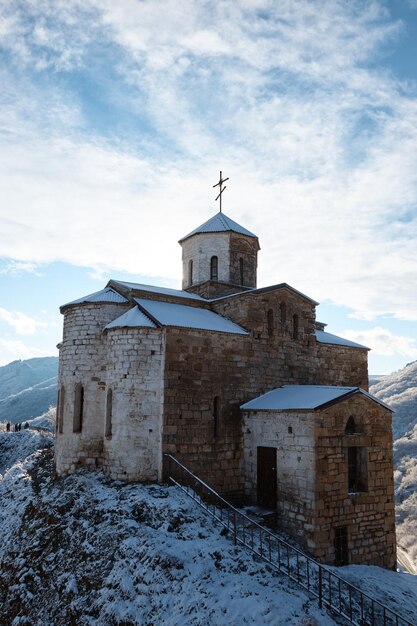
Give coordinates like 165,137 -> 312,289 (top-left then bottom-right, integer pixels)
179,173 -> 260,299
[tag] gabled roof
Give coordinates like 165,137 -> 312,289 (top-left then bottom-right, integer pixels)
108,280 -> 205,301
104,307 -> 157,330
135,298 -> 249,335
316,330 -> 368,350
241,385 -> 392,412
61,288 -> 128,310
179,211 -> 258,243
210,282 -> 319,306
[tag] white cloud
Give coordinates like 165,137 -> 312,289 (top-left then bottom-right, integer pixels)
0,260 -> 41,276
0,338 -> 52,366
0,308 -> 47,335
342,327 -> 417,358
0,1 -> 417,322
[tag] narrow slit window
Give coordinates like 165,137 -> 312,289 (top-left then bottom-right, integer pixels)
56,388 -> 60,433
267,309 -> 274,337
73,384 -> 84,433
347,446 -> 367,492
210,256 -> 218,281
189,259 -> 193,286
292,314 -> 299,340
239,258 -> 244,285
58,385 -> 65,434
213,396 -> 220,438
280,302 -> 286,329
105,388 -> 113,438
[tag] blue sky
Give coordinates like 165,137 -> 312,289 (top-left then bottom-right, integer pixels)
1,0 -> 417,374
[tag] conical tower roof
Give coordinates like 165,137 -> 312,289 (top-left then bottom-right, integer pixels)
179,211 -> 257,243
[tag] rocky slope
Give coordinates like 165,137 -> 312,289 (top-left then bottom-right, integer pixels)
0,430 -> 339,626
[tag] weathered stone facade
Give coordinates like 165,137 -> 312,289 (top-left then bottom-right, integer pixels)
242,394 -> 396,568
55,209 -> 396,568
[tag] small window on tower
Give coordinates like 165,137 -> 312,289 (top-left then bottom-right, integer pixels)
189,260 -> 193,286
210,256 -> 218,280
267,309 -> 274,337
280,302 -> 286,329
239,258 -> 244,285
292,314 -> 299,340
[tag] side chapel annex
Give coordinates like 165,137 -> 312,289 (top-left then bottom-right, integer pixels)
55,180 -> 396,568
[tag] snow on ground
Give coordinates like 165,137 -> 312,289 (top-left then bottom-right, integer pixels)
0,434 -> 339,626
0,433 -> 416,626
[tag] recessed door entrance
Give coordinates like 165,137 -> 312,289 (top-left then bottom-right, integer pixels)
257,446 -> 277,509
334,526 -> 349,566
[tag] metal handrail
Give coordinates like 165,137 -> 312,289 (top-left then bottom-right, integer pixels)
164,453 -> 415,626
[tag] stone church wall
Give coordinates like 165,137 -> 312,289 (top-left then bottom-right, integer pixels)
103,327 -> 165,481
229,232 -> 258,288
181,232 -> 230,290
313,395 -> 396,568
162,328 -> 249,500
242,395 -> 396,568
212,291 -> 369,389
55,302 -> 130,475
314,341 -> 369,390
242,410 -> 316,547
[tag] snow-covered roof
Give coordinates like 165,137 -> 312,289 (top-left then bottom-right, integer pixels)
104,307 -> 157,330
61,288 -> 128,309
241,385 -> 392,411
179,211 -> 258,242
109,280 -> 205,301
316,330 -> 368,350
135,298 -> 249,335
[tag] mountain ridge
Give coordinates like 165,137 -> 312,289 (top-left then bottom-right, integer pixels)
0,357 -> 58,424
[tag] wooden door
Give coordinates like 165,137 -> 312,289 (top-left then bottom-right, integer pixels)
257,446 -> 277,509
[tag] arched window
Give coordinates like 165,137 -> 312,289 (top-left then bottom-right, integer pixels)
73,384 -> 84,433
345,416 -> 356,435
292,314 -> 299,340
267,309 -> 274,337
210,256 -> 218,281
189,260 -> 193,286
239,258 -> 244,285
280,302 -> 286,329
213,396 -> 220,438
105,388 -> 113,438
58,385 -> 65,434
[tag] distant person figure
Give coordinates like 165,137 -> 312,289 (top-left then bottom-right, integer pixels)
6,422 -> 10,432
24,422 -> 29,429
14,423 -> 18,432
18,423 -> 22,431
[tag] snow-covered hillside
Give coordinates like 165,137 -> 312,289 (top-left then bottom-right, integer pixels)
370,364 -> 417,572
0,357 -> 58,424
1,431 -> 416,626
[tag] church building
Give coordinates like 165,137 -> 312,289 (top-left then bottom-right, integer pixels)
55,195 -> 396,569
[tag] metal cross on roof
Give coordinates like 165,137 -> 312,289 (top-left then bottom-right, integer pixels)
213,171 -> 229,213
